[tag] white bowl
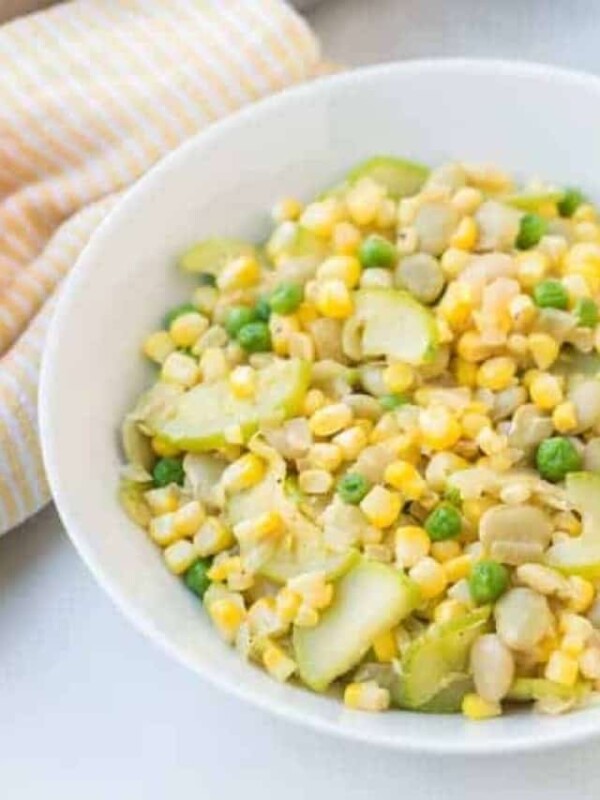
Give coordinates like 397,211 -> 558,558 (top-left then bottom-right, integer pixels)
40,60 -> 600,755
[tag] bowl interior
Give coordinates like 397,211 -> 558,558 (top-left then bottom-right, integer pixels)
41,60 -> 600,754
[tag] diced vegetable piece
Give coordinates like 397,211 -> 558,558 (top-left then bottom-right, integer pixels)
504,191 -> 562,212
536,437 -> 582,482
293,560 -> 420,691
121,416 -> 155,471
558,188 -> 586,218
153,359 -> 310,451
262,548 -> 360,584
353,289 -> 438,365
394,607 -> 491,709
506,678 -> 577,703
555,350 -> 600,380
346,156 -> 429,198
179,238 -> 256,275
546,472 -> 600,577
266,223 -> 329,262
516,213 -> 548,250
392,673 -> 474,714
153,457 -> 185,487
119,480 -> 152,528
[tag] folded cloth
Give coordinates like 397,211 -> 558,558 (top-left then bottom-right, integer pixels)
0,0 -> 321,535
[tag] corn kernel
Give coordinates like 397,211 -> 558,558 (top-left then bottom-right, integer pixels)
461,411 -> 490,440
451,186 -> 483,215
269,313 -> 301,356
419,406 -> 462,450
309,402 -> 353,437
553,511 -> 582,537
516,250 -> 549,289
300,198 -> 341,238
579,647 -> 600,680
316,279 -> 354,319
151,436 -> 180,458
169,312 -> 209,348
192,285 -> 218,315
294,604 -> 320,627
217,255 -> 260,292
297,301 -> 319,329
434,598 -> 467,624
199,347 -> 229,383
529,373 -> 563,411
346,178 -> 385,226
306,443 -> 343,471
221,454 -> 265,493
450,216 -> 478,251
462,693 -> 501,721
453,357 -> 478,388
360,485 -> 402,529
431,540 -> 462,563
333,220 -> 362,255
409,557 -> 448,599
276,587 -> 302,624
263,641 -> 297,682
476,426 -> 508,456
439,283 -> 473,330
271,197 -> 302,223
527,332 -> 559,370
288,331 -> 315,361
373,630 -> 398,662
171,500 -> 204,537
247,597 -> 284,638
545,650 -> 579,687
233,510 -> 285,547
317,255 -> 361,289
193,517 -> 234,557
566,576 -> 595,613
443,555 -> 472,584
562,273 -> 591,300
344,681 -> 390,712
395,525 -> 430,568
552,401 -> 578,434
149,512 -> 180,546
144,485 -> 180,516
143,330 -> 175,364
561,634 -> 586,658
564,243 -> 600,293
298,468 -> 334,494
161,351 -> 200,387
456,330 -> 494,363
384,460 -> 426,500
303,388 -> 326,416
229,365 -> 257,399
573,203 -> 597,223
476,356 -> 516,391
575,222 -> 600,242
463,162 -> 512,192
508,294 -> 537,331
163,539 -> 196,575
208,555 -> 242,583
333,425 -> 369,460
440,247 -> 471,279
209,596 -> 246,643
383,362 -> 414,393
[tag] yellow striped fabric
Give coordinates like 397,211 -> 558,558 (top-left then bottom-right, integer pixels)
0,0 -> 321,535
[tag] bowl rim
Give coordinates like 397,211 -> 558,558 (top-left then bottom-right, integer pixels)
40,57 -> 600,756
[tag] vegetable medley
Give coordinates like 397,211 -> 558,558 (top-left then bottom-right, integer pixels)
120,155 -> 600,720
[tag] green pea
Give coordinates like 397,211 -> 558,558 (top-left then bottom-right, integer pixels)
197,272 -> 217,287
225,306 -> 258,338
337,472 -> 371,505
379,393 -> 409,411
558,188 -> 586,218
358,234 -> 397,269
424,504 -> 462,542
183,558 -> 212,598
468,560 -> 509,605
163,303 -> 197,329
516,213 -> 547,250
533,279 -> 569,310
574,297 -> 599,328
536,437 -> 582,482
237,321 -> 272,353
269,282 -> 304,315
255,296 -> 272,322
152,457 -> 185,488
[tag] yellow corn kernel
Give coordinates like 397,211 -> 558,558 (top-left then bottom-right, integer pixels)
516,250 -> 549,289
333,425 -> 369,460
436,318 -> 454,345
553,511 -> 582,537
529,373 -> 563,411
528,332 -> 560,370
431,539 -> 462,563
383,362 -> 414,393
561,634 -> 586,658
228,365 -> 257,399
316,279 -> 354,319
333,220 -> 362,255
344,681 -> 390,712
247,597 -> 283,638
394,525 -> 430,568
579,647 -> 600,680
370,413 -> 400,444
566,576 -> 595,613
163,539 -> 196,575
271,197 -> 303,223
262,641 -> 297,682
507,333 -> 530,359
434,598 -> 467,624
462,693 -> 501,721
143,330 -> 176,364
276,587 -> 302,624
373,630 -> 398,663
453,357 -> 479,388
456,330 -> 494,363
476,426 -> 508,456
464,163 -> 512,192
294,604 -> 320,627
317,255 -> 361,289
451,186 -> 483,215
288,331 -> 316,362
563,243 -> 600,293
297,300 -> 319,330
199,347 -> 229,383
161,351 -> 200,387
209,597 -> 246,643
552,401 -> 578,434
207,555 -> 242,582
384,460 -> 426,500
346,178 -> 385,226
419,406 -> 462,451
172,500 -> 205,537
573,203 -> 597,223
409,557 -> 448,600
440,247 -> 471,279
443,554 -> 472,584
269,313 -> 301,356
562,273 -> 591,300
476,356 -> 516,391
309,402 -> 353,437
559,612 -> 594,640
298,468 -> 334,495
306,443 -> 343,472
151,436 -> 180,458
217,254 -> 260,292
233,510 -> 285,547
508,294 -> 537,331
144,485 -> 180,516
545,650 -> 579,687
149,512 -> 180,546
450,216 -> 478,251
288,571 -> 334,611
462,497 -> 496,526
360,485 -> 402,529
438,282 -> 473,329
193,517 -> 234,557
461,411 -> 490,440
300,198 -> 341,238
192,285 -> 218,315
303,388 -> 326,416
221,453 -> 265,493
169,312 -> 209,348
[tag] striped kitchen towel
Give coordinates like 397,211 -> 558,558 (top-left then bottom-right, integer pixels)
0,0 -> 321,536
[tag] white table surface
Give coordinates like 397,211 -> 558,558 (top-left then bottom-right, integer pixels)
4,1 -> 600,797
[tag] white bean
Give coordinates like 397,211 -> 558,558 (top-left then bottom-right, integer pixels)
494,588 -> 553,651
470,634 -> 515,702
